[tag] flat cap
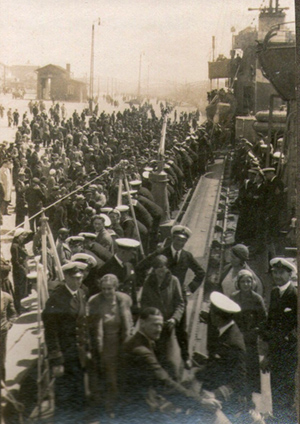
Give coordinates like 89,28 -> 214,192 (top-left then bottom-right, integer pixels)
210,291 -> 241,313
171,225 -> 192,239
116,238 -> 140,249
270,257 -> 296,273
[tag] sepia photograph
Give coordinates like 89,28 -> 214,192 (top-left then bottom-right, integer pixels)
0,0 -> 297,423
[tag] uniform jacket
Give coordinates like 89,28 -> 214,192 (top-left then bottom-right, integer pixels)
96,256 -> 137,306
42,285 -> 89,367
203,322 -> 247,398
260,283 -> 297,358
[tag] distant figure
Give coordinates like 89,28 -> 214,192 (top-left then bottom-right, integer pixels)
1,281 -> 17,381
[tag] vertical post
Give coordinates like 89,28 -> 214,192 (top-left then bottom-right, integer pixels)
40,212 -> 48,275
149,112 -> 170,222
90,24 -> 95,104
266,94 -> 276,167
117,177 -> 123,206
123,172 -> 145,257
212,36 -> 215,62
137,52 -> 143,98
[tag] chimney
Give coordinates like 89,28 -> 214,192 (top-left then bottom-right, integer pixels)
66,63 -> 71,75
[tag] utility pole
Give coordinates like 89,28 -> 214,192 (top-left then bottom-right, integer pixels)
137,51 -> 144,99
89,18 -> 100,113
212,36 -> 215,62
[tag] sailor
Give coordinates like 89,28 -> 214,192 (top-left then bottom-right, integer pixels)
79,232 -> 112,263
42,262 -> 90,423
92,213 -> 113,252
15,170 -> 28,227
66,235 -> 85,255
96,238 -> 140,314
200,292 -> 247,419
259,258 -> 297,423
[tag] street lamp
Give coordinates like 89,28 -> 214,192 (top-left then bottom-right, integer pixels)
137,51 -> 145,99
89,17 -> 100,112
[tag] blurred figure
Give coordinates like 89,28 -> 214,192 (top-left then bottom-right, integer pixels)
87,274 -> 133,416
231,270 -> 267,405
141,255 -> 184,376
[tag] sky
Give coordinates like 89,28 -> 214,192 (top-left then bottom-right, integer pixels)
0,0 -> 295,85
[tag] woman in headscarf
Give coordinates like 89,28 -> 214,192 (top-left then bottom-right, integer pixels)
219,244 -> 263,297
87,274 -> 133,417
231,269 -> 267,404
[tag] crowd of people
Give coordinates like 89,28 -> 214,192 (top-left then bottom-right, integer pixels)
0,97 -> 297,424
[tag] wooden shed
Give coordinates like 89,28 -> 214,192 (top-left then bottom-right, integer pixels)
36,64 -> 87,102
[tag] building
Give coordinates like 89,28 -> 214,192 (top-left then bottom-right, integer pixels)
0,63 -> 38,91
36,64 -> 87,102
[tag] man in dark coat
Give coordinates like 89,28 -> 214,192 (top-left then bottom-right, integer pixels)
260,258 -> 297,423
201,292 -> 247,420
15,170 -> 28,227
95,238 -> 140,315
25,178 -> 46,231
42,262 -> 90,423
121,307 -> 221,423
137,225 -> 205,368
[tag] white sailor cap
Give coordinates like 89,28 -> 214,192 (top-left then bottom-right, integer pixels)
129,180 -> 142,187
92,213 -> 111,227
115,205 -> 129,213
115,238 -> 140,249
14,228 -> 27,238
101,207 -> 113,214
122,190 -> 137,196
27,270 -> 49,279
107,229 -> 117,237
75,194 -> 85,200
262,167 -> 276,173
66,236 -> 85,244
270,257 -> 296,273
144,167 -> 153,172
26,271 -> 38,279
62,261 -> 87,275
71,253 -> 97,267
79,232 -> 97,239
272,151 -> 284,159
108,208 -> 121,217
210,291 -> 241,314
171,225 -> 192,239
142,171 -> 150,179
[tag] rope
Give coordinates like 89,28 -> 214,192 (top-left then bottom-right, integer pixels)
6,164 -> 118,237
